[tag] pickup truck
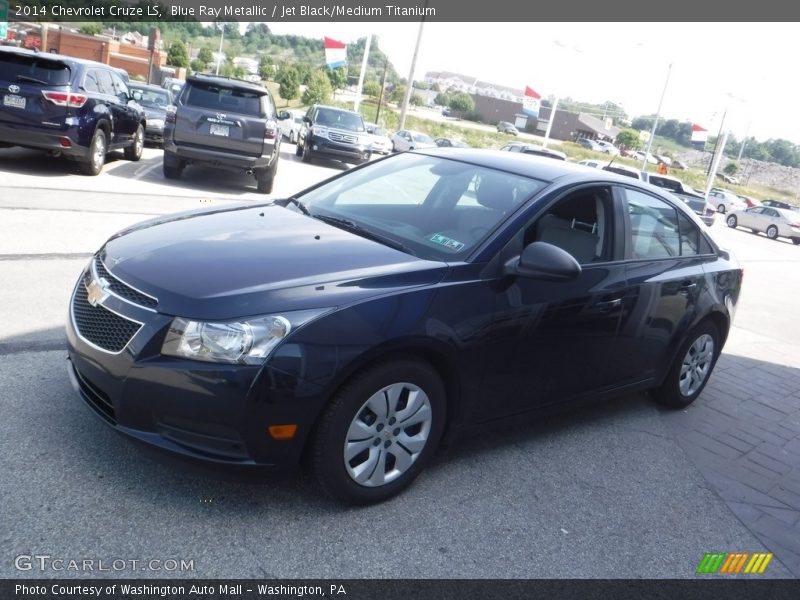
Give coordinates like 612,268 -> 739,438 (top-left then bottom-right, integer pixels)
640,172 -> 717,227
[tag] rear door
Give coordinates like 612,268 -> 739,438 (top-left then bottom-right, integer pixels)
0,51 -> 73,130
174,80 -> 269,156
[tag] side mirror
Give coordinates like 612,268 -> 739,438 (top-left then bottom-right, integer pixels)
277,111 -> 290,120
504,242 -> 582,281
302,116 -> 312,125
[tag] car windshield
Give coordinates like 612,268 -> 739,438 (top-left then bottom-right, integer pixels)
292,153 -> 545,261
132,87 -> 170,109
316,108 -> 365,132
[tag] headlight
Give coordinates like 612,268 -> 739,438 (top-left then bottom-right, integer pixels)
312,126 -> 328,138
161,309 -> 327,364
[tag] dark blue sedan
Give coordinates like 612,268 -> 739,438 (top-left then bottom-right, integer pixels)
66,150 -> 743,504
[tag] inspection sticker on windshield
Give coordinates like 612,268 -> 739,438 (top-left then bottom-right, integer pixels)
429,233 -> 465,252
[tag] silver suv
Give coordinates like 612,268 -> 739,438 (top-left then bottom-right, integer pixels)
163,74 -> 280,193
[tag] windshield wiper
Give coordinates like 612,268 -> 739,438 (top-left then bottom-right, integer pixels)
16,75 -> 48,85
313,214 -> 415,255
275,197 -> 311,216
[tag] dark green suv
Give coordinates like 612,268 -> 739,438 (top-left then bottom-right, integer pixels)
163,74 -> 281,193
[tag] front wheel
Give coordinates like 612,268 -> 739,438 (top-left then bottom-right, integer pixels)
310,358 -> 446,505
653,321 -> 719,409
792,238 -> 800,245
301,140 -> 312,163
726,215 -> 737,228
289,131 -> 296,144
766,225 -> 779,240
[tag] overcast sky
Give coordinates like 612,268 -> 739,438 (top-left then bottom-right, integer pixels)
264,22 -> 794,144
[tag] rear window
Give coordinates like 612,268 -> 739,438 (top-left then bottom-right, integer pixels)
184,81 -> 265,117
0,52 -> 71,86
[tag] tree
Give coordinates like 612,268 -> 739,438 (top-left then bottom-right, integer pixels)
448,92 -> 475,114
363,80 -> 381,97
389,85 -> 406,103
616,128 -> 642,151
723,162 -> 740,176
190,59 -> 206,73
410,93 -> 425,107
326,67 -> 348,97
79,24 -> 103,36
278,66 -> 300,106
302,70 -> 333,106
259,56 -> 275,81
166,41 -> 190,68
434,92 -> 451,106
197,46 -> 214,66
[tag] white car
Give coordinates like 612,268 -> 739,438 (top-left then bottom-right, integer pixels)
709,189 -> 747,214
277,110 -> 304,143
726,206 -> 800,244
595,140 -> 619,155
366,123 -> 393,155
391,129 -> 436,152
578,159 -> 607,169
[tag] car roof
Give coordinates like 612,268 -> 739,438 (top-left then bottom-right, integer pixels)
313,104 -> 363,117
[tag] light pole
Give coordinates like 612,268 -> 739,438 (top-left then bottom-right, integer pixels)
398,0 -> 428,131
215,23 -> 224,76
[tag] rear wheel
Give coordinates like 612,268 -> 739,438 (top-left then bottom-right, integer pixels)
726,215 -> 737,228
256,159 -> 278,194
162,153 -> 183,179
792,238 -> 800,245
766,225 -> 779,240
289,131 -> 296,144
310,358 -> 446,505
653,321 -> 719,409
717,204 -> 726,214
124,124 -> 144,161
81,129 -> 107,176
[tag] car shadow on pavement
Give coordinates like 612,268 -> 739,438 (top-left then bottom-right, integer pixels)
0,146 -> 130,178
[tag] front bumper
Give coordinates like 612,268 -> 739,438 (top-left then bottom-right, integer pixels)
307,134 -> 371,163
64,263 -> 321,468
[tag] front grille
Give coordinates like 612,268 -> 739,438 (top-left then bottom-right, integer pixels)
72,283 -> 142,353
72,364 -> 117,424
328,131 -> 358,144
95,258 -> 157,308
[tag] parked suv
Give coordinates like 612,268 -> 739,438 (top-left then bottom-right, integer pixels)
0,47 -> 145,175
163,74 -> 281,193
296,105 -> 372,165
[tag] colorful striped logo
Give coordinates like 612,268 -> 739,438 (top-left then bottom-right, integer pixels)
697,552 -> 773,574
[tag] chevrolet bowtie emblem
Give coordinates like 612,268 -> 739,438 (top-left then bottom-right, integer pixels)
85,275 -> 111,307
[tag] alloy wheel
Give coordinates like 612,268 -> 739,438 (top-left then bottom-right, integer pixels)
679,334 -> 714,397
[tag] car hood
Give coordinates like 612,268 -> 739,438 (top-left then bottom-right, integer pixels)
101,204 -> 447,320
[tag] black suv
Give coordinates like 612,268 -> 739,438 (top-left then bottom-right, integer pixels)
296,105 -> 371,165
0,47 -> 145,175
163,74 -> 281,194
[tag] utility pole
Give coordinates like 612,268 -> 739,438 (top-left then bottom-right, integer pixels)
737,121 -> 751,162
641,63 -> 672,171
375,60 -> 388,125
542,98 -> 560,148
215,23 -> 224,76
353,34 -> 372,113
398,0 -> 428,131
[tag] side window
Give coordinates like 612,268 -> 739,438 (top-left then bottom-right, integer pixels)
624,190 -> 704,259
83,69 -> 100,93
526,186 -> 613,264
108,71 -> 129,98
95,69 -> 115,95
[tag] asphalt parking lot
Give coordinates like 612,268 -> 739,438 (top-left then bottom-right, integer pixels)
1,144 -> 799,579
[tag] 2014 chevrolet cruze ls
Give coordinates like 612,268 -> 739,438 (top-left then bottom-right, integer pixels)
66,150 -> 742,504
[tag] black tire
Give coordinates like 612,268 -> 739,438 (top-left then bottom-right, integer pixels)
792,238 -> 800,245
310,357 -> 446,505
766,225 -> 779,240
295,140 -> 303,157
653,321 -> 720,409
124,124 -> 144,161
717,204 -> 726,214
726,215 -> 737,228
81,129 -> 107,176
256,159 -> 278,194
301,140 -> 312,163
289,131 -> 296,144
162,154 -> 183,179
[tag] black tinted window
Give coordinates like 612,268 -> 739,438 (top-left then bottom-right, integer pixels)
625,189 -> 680,259
677,211 -> 701,256
315,108 -> 365,131
185,82 -> 265,116
0,53 -> 71,86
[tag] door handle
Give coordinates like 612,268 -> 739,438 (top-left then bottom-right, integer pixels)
679,281 -> 698,293
594,298 -> 622,312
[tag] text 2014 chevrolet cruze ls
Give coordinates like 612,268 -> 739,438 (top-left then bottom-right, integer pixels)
66,150 -> 742,504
